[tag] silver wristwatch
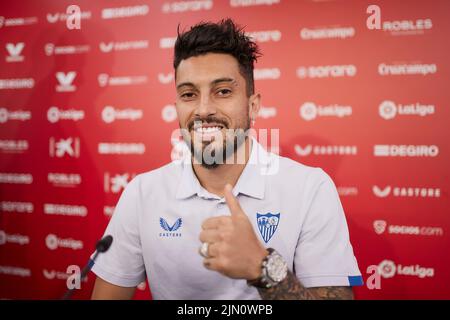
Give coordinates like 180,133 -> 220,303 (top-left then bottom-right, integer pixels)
247,248 -> 288,289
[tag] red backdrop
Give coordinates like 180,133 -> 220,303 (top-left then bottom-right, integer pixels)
0,0 -> 449,300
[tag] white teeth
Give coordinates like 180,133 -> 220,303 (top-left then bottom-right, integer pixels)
194,126 -> 222,133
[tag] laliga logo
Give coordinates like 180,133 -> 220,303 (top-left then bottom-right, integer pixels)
0,230 -> 6,245
102,106 -> 115,123
47,107 -> 60,123
161,105 -> 177,123
379,101 -> 396,120
378,260 -> 396,279
377,260 -> 434,279
46,234 -> 58,250
373,220 -> 387,235
47,107 -> 85,123
299,102 -> 317,121
0,108 -> 7,123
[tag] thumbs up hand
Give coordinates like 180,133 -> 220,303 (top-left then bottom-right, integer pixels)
199,184 -> 268,280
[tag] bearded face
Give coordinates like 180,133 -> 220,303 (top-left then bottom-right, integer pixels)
175,53 -> 257,169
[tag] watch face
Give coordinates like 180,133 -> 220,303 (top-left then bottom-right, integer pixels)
266,253 -> 288,283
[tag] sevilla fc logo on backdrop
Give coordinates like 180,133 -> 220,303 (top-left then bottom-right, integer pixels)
256,213 -> 280,243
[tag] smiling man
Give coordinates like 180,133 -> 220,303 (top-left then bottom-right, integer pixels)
90,19 -> 362,300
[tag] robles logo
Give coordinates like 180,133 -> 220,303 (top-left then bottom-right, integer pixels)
0,140 -> 28,153
366,5 -> 432,36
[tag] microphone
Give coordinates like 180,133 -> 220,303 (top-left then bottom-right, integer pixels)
61,235 -> 113,300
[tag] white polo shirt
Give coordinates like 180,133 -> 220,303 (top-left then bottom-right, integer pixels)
91,138 -> 363,299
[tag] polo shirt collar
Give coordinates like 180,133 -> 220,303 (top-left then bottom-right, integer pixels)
176,137 -> 268,200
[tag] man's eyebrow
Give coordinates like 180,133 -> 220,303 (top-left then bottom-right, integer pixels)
211,77 -> 236,86
176,78 -> 237,90
176,82 -> 195,90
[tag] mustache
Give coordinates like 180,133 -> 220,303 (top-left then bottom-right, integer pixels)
187,116 -> 229,131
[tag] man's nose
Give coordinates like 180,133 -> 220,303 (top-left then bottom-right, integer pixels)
195,93 -> 216,118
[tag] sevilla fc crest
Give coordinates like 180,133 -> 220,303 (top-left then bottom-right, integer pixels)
256,212 -> 280,243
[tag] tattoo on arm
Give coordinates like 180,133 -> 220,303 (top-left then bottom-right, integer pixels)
256,270 -> 354,300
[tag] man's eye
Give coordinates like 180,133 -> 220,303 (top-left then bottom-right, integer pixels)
217,89 -> 231,96
181,92 -> 195,99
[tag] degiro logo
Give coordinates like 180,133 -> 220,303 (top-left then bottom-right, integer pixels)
378,260 -> 434,279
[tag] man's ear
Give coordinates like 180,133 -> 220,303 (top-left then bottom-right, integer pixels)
248,93 -> 261,123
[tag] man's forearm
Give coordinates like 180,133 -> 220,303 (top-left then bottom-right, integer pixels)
255,270 -> 354,300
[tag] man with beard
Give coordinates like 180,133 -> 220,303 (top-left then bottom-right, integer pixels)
91,19 -> 362,300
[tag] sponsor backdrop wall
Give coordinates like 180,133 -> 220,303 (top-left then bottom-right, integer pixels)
0,0 -> 449,299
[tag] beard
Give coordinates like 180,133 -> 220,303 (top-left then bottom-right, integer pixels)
181,115 -> 251,169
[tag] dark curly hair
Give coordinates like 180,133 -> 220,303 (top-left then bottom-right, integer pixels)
173,19 -> 261,96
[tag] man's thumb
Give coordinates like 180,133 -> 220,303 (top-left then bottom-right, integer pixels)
224,184 -> 243,215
